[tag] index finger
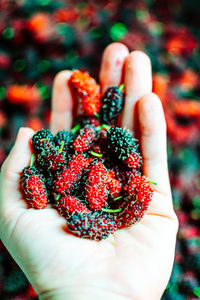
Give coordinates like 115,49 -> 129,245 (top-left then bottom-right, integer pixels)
50,70 -> 73,135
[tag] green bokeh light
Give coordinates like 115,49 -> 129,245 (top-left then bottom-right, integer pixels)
14,59 -> 26,72
136,10 -> 149,22
37,60 -> 51,72
193,287 -> 200,298
77,15 -> 90,28
36,0 -> 51,6
149,22 -> 163,36
55,23 -> 75,45
110,23 -> 127,41
65,51 -> 79,65
193,195 -> 200,208
2,27 -> 14,39
56,23 -> 71,35
89,26 -> 103,39
0,86 -> 6,100
38,85 -> 50,100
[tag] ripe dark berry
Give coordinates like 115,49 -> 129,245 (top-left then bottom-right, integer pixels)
100,86 -> 124,124
74,115 -> 100,128
73,125 -> 97,153
32,129 -> 54,154
43,171 -> 56,204
67,212 -> 117,240
57,195 -> 90,219
37,144 -> 66,172
85,161 -> 108,210
90,128 -> 110,162
54,154 -> 88,196
22,166 -> 48,209
107,127 -> 137,159
107,127 -> 141,169
54,130 -> 72,152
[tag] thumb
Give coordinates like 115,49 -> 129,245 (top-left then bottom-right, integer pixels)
0,127 -> 35,213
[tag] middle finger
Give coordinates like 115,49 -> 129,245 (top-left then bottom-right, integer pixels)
121,51 -> 152,132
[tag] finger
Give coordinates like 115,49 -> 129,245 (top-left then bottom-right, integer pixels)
0,127 -> 34,208
99,42 -> 129,94
138,93 -> 171,196
50,70 -> 73,135
121,51 -> 152,131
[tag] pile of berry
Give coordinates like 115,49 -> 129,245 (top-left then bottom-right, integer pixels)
21,70 -> 154,241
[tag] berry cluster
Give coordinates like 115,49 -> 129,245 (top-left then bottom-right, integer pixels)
1,1 -> 200,297
21,70 -> 154,241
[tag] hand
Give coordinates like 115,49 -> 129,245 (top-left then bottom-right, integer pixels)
0,43 -> 178,300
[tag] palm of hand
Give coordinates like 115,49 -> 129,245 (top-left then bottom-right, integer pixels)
0,43 -> 178,300
1,192 -> 176,299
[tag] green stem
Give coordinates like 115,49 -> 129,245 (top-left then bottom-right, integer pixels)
146,177 -> 157,185
102,208 -> 122,213
30,153 -> 35,167
71,124 -> 80,134
90,151 -> 103,158
118,83 -> 124,92
96,125 -> 102,132
101,124 -> 110,131
56,195 -> 61,201
94,113 -> 100,120
96,124 -> 110,132
59,141 -> 65,153
113,196 -> 123,201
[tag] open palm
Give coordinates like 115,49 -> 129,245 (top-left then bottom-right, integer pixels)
0,43 -> 178,300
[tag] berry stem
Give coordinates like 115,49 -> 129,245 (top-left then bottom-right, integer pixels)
96,124 -> 110,132
56,195 -> 61,201
94,113 -> 100,120
59,141 -> 65,153
96,125 -> 102,132
113,196 -> 123,201
71,124 -> 80,134
118,83 -> 124,92
30,153 -> 35,167
101,124 -> 110,131
90,151 -> 103,158
145,177 -> 157,185
102,208 -> 122,213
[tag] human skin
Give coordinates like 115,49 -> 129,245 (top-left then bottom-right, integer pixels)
0,43 -> 178,300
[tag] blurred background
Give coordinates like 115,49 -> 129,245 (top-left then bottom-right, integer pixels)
0,0 -> 200,299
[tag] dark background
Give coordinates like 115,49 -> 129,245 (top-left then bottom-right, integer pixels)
0,0 -> 200,299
